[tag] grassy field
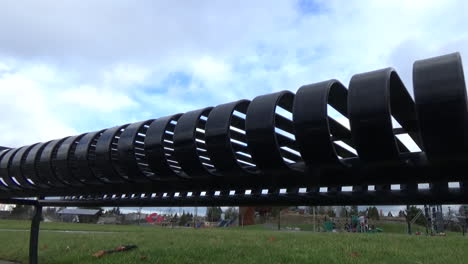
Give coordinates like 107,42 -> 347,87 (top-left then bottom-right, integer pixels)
0,220 -> 466,264
231,221 -> 429,234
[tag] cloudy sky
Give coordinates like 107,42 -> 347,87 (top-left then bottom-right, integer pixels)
0,1 -> 467,214
1,0 -> 467,147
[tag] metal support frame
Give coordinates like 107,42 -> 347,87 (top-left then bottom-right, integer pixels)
0,53 -> 466,262
0,199 -> 41,264
29,199 -> 42,264
0,53 -> 466,205
406,205 -> 412,235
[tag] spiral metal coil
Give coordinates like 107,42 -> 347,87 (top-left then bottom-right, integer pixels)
0,53 -> 467,206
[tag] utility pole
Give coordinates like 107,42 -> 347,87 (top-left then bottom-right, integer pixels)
137,207 -> 142,226
193,207 -> 198,229
406,205 -> 412,235
424,205 -> 430,235
313,206 -> 316,232
277,207 -> 281,231
241,210 -> 244,227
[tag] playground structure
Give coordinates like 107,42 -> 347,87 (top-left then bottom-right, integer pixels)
423,205 -> 444,234
0,52 -> 467,263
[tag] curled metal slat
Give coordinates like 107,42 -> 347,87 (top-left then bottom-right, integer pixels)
205,99 -> 259,176
0,149 -> 21,190
3,149 -> 27,189
245,90 -> 303,174
0,52 -> 465,205
117,120 -> 156,182
144,114 -> 184,179
413,52 -> 468,162
22,142 -> 52,188
73,131 -> 106,185
94,125 -> 130,183
54,135 -> 86,186
9,145 -> 37,189
348,68 -> 419,163
173,107 -> 217,178
293,79 -> 353,169
37,138 -> 70,187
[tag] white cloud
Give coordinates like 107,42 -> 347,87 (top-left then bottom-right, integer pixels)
58,85 -> 137,112
0,66 -> 77,147
103,64 -> 152,87
191,57 -> 233,84
0,0 -> 467,150
0,1 -> 295,66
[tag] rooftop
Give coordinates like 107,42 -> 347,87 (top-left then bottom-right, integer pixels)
57,208 -> 100,215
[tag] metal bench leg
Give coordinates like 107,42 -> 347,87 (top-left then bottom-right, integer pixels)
29,201 -> 42,264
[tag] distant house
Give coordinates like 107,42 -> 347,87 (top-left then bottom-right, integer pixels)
97,216 -> 122,225
57,208 -> 101,223
0,210 -> 10,219
0,203 -> 14,211
122,212 -> 147,224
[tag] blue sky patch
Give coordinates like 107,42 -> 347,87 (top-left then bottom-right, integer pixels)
297,0 -> 324,15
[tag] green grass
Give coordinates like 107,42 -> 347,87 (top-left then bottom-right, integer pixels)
0,220 -> 466,264
377,222 -> 426,234
235,222 -> 429,234
0,220 -> 428,235
0,219 -> 150,232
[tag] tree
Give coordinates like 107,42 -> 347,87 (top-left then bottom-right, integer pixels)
350,205 -> 358,216
137,207 -> 143,225
11,205 -> 33,219
459,205 -> 468,216
270,207 -> 287,230
105,207 -> 121,216
368,207 -> 380,220
179,212 -> 189,226
317,206 -> 326,215
43,207 -> 57,218
186,212 -> 193,223
406,206 -> 427,226
206,207 -> 222,222
339,206 -> 349,217
224,207 -> 239,220
398,210 -> 406,218
358,208 -> 368,216
387,211 -> 393,217
326,208 -> 336,217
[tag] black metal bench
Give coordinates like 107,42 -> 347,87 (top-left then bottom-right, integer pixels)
0,52 -> 467,263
